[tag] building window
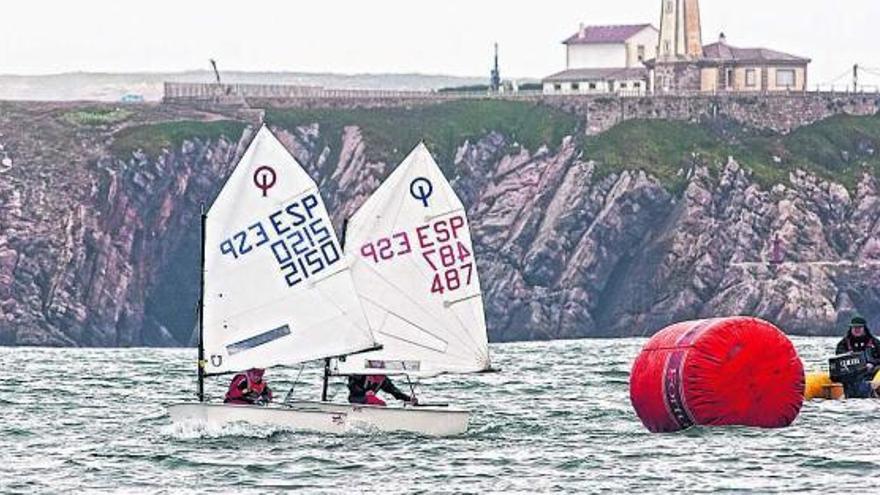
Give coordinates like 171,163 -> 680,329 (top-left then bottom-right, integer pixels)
634,82 -> 642,89
554,84 -> 562,92
637,45 -> 646,61
776,69 -> 796,88
620,82 -> 628,89
666,0 -> 673,13
571,83 -> 580,90
589,82 -> 597,90
745,69 -> 757,87
726,69 -> 734,89
664,41 -> 671,55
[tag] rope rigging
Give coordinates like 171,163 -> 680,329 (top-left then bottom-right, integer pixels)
282,364 -> 307,405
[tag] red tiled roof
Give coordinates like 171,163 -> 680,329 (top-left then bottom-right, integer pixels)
564,24 -> 655,45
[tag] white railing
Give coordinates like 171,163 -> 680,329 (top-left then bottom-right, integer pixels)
163,82 -> 880,104
163,82 -> 548,102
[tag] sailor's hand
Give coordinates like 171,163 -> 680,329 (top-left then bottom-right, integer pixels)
868,363 -> 876,371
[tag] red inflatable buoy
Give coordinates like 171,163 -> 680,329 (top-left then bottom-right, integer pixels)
630,317 -> 804,433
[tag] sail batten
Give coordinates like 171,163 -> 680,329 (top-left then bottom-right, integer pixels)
202,125 -> 376,375
334,143 -> 491,378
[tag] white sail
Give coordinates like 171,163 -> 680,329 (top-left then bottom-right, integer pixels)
333,143 -> 491,378
202,125 -> 376,375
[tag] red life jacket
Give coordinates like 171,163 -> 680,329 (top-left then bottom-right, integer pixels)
364,375 -> 388,406
365,375 -> 386,390
224,369 -> 268,404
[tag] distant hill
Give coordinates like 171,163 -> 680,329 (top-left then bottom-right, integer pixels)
0,71 -> 489,102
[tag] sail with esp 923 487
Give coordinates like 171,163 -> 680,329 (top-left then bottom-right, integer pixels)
333,143 -> 492,378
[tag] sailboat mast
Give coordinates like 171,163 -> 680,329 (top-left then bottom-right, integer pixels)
198,205 -> 207,403
321,358 -> 331,402
321,217 -> 351,402
339,218 -> 350,252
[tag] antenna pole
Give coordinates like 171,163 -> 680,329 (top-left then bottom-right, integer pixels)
854,64 -> 859,93
198,205 -> 207,403
490,43 -> 501,93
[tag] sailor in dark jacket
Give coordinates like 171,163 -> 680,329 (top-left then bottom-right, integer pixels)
347,375 -> 416,406
835,316 -> 880,398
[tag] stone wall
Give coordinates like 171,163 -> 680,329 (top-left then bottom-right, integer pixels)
653,63 -> 703,93
543,92 -> 880,135
165,85 -> 880,138
246,92 -> 880,136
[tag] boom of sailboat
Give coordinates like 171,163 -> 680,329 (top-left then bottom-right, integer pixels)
167,125 -> 494,436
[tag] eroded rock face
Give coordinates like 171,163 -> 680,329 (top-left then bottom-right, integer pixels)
0,133 -> 252,346
2,114 -> 879,346
274,127 -> 880,341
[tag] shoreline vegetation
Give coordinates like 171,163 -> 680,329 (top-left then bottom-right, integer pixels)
93,100 -> 880,194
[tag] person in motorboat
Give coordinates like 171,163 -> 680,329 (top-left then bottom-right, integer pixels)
834,316 -> 880,398
224,368 -> 273,405
347,375 -> 417,407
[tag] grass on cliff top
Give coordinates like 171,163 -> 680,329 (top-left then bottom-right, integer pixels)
782,114 -> 880,187
61,107 -> 133,127
111,120 -> 247,157
585,120 -> 729,193
102,103 -> 880,194
586,114 -> 880,192
265,100 -> 579,164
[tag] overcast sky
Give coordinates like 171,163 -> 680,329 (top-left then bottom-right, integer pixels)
3,0 -> 879,88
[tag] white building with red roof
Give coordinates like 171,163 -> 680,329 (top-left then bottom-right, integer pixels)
544,0 -> 810,95
543,23 -> 658,96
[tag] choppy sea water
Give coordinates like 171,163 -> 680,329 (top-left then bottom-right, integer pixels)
2,337 -> 877,494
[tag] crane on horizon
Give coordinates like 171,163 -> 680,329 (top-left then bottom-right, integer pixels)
209,58 -> 233,96
210,58 -> 222,86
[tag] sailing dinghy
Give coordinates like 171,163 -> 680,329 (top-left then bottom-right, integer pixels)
167,127 -> 468,436
286,143 -> 493,428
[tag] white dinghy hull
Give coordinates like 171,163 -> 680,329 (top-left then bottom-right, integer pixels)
168,402 -> 470,437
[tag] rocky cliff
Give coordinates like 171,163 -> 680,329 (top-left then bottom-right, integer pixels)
1,101 -> 879,346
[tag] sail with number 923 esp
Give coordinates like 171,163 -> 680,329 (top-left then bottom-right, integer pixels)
333,143 -> 491,378
202,125 -> 377,376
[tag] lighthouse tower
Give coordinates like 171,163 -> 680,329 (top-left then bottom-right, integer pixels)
652,0 -> 704,92
658,0 -> 703,61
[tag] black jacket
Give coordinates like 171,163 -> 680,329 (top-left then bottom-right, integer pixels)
347,375 -> 411,404
836,328 -> 880,365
